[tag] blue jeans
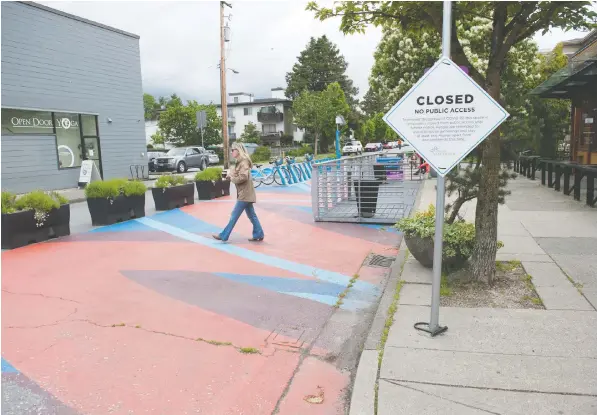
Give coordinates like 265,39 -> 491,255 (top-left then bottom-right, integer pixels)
219,201 -> 264,241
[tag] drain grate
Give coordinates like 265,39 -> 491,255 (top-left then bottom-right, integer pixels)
365,254 -> 395,268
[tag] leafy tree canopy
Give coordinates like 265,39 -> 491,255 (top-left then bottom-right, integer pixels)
239,122 -> 262,145
293,82 -> 350,154
158,101 -> 222,147
285,35 -> 359,106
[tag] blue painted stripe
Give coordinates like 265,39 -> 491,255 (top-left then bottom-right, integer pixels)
137,217 -> 376,293
1,358 -> 18,373
150,209 -> 222,234
215,272 -> 345,296
278,292 -> 371,310
91,220 -> 155,233
360,224 -> 401,234
199,199 -> 312,203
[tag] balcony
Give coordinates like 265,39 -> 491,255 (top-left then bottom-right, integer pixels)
227,114 -> 236,123
257,111 -> 283,123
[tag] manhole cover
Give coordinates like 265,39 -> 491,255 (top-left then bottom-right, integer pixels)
365,254 -> 395,268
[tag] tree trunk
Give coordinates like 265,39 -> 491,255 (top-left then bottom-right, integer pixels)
471,69 -> 502,285
314,132 -> 319,156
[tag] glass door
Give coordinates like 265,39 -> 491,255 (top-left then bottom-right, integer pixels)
79,114 -> 103,177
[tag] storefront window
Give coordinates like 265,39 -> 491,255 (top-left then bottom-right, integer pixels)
81,114 -> 97,136
55,113 -> 83,169
1,109 -> 54,134
2,108 -> 101,172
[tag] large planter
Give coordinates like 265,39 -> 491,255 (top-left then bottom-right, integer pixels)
354,179 -> 382,218
87,194 -> 145,226
220,179 -> 231,196
1,204 -> 70,249
404,234 -> 469,270
152,183 -> 195,211
196,181 -> 217,200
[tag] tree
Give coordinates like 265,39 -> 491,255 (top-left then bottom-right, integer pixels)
240,122 -> 262,144
158,100 -> 222,147
143,93 -> 157,120
150,131 -> 165,147
293,82 -> 350,155
285,35 -> 359,106
308,1 -> 596,283
361,113 -> 397,144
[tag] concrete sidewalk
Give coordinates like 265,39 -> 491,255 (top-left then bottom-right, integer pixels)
352,177 -> 597,414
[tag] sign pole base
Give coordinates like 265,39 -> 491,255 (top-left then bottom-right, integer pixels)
413,322 -> 448,337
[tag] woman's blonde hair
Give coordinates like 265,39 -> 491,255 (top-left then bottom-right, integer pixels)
231,142 -> 252,167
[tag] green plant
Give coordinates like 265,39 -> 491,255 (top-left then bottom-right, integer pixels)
239,347 -> 260,354
154,175 -> 188,189
85,179 -> 147,199
1,191 -> 17,214
12,191 -> 66,226
194,167 -> 222,182
395,204 -> 476,266
286,146 -> 314,157
252,146 -> 272,163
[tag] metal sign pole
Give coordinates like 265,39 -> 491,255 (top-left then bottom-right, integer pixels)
200,127 -> 204,148
415,0 -> 451,337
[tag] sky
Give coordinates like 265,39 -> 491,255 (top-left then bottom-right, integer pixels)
42,1 -> 595,105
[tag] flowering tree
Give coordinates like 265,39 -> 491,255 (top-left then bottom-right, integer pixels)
308,1 -> 596,284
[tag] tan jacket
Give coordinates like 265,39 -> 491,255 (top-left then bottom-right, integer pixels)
230,159 -> 256,203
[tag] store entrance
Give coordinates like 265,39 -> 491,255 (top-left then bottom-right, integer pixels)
79,114 -> 103,177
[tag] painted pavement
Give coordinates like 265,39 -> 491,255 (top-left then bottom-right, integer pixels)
2,181 -> 404,415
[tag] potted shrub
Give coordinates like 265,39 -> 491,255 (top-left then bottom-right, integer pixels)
211,167 -> 230,197
395,205 -> 475,272
85,179 -> 147,226
1,190 -> 70,249
195,168 -> 224,200
152,175 -> 194,211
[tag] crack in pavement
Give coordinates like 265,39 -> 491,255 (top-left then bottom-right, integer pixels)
382,380 -> 503,415
382,378 -> 597,398
2,289 -> 81,304
386,345 -> 597,360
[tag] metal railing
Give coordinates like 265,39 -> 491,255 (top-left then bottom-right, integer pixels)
514,155 -> 596,207
311,153 -> 424,224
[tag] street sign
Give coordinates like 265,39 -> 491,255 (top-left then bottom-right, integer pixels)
383,57 -> 509,176
196,110 -> 207,130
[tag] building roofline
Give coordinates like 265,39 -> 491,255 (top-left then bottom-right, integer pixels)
19,1 -> 140,39
216,98 -> 292,108
229,92 -> 252,96
271,87 -> 284,91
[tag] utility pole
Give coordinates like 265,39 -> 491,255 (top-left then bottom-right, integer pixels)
220,1 -> 232,169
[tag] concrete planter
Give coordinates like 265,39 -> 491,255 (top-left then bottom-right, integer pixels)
404,234 -> 470,270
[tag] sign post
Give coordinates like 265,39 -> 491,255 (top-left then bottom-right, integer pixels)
196,110 -> 207,148
383,0 -> 509,336
335,115 -> 345,159
78,160 -> 101,188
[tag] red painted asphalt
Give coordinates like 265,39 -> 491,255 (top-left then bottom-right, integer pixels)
2,183 -> 401,414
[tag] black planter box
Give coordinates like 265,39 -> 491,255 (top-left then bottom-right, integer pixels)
404,234 -> 470,271
196,181 -> 216,200
354,179 -> 382,218
1,204 -> 70,249
220,180 -> 231,196
152,183 -> 195,211
87,194 -> 146,226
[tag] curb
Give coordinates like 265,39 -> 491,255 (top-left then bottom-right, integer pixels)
349,179 -> 428,415
349,241 -> 408,415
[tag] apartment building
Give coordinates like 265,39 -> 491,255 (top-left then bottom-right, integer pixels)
216,87 -> 304,146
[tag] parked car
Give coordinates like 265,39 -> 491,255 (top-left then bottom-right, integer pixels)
206,150 -> 220,165
148,151 -> 166,172
155,147 -> 210,173
365,143 -> 382,152
383,142 -> 393,150
342,140 -> 363,156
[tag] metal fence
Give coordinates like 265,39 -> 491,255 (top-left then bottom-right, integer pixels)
311,153 -> 424,224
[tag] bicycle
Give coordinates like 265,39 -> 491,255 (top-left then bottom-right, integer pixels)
272,158 -> 292,185
251,164 -> 275,188
285,156 -> 303,182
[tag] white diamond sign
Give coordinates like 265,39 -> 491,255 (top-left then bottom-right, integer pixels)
383,57 -> 509,176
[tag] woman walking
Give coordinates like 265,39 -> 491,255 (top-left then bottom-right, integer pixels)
213,142 -> 264,242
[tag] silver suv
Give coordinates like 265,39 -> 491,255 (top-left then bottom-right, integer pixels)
155,147 -> 210,173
